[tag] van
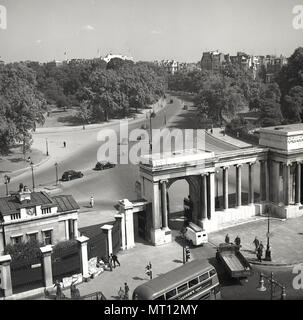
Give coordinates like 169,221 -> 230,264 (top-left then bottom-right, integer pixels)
185,222 -> 208,246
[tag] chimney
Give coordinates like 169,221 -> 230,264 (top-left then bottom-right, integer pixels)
18,185 -> 31,203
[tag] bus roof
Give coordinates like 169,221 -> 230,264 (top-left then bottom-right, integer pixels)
133,259 -> 214,299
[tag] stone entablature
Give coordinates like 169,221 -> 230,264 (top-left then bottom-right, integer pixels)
259,124 -> 303,151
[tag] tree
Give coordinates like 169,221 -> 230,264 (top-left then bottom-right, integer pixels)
282,86 -> 303,123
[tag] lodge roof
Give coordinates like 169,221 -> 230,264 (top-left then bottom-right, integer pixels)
0,191 -> 79,216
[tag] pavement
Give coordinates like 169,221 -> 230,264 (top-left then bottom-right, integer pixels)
208,127 -> 252,149
30,213 -> 303,300
208,213 -> 303,266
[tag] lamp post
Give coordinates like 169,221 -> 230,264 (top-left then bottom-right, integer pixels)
46,138 -> 49,156
265,208 -> 272,261
148,111 -> 156,153
3,174 -> 10,196
54,162 -> 58,185
30,161 -> 35,191
257,272 -> 286,300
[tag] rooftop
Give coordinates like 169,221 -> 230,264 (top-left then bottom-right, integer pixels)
0,191 -> 79,216
259,123 -> 303,135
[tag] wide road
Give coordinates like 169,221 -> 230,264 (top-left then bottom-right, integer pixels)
0,94 -> 250,226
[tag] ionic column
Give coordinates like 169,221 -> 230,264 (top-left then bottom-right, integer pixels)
65,219 -> 70,240
207,172 -> 215,219
222,167 -> 229,210
270,160 -> 280,204
283,163 -> 291,206
248,163 -> 255,204
73,219 -> 79,238
295,162 -> 301,205
202,174 -> 208,219
235,164 -> 242,207
160,180 -> 168,229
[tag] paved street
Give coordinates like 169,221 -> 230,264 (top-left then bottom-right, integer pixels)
0,95 -> 243,228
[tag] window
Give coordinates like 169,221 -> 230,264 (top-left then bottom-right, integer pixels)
42,207 -> 51,214
43,230 -> 52,245
199,272 -> 209,282
166,289 -> 177,299
201,279 -> 212,290
11,235 -> 23,244
10,213 -> 21,220
27,233 -> 38,241
189,277 -> 199,288
209,269 -> 216,277
177,283 -> 188,294
155,295 -> 165,300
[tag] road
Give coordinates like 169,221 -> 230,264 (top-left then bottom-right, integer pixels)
0,94 -> 255,227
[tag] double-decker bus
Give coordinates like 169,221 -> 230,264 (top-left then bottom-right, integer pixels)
132,259 -> 221,300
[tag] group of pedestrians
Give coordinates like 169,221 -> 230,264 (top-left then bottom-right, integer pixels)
225,234 -> 266,262
253,236 -> 265,262
98,253 -> 120,272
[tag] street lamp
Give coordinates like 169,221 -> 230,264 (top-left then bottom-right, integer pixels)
46,138 -> 49,156
257,272 -> 286,300
54,162 -> 58,186
148,110 -> 156,153
3,175 -> 10,196
30,161 -> 35,191
265,207 -> 272,261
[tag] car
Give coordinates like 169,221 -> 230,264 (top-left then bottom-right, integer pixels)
61,170 -> 83,181
94,161 -> 116,170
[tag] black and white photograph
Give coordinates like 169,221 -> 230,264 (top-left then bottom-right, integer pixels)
0,0 -> 303,306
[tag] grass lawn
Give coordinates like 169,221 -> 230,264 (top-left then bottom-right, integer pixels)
0,145 -> 47,175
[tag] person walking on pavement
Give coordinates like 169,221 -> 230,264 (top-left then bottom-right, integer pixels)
63,141 -> 66,148
253,236 -> 260,253
225,234 -> 230,244
90,196 -> 94,208
257,245 -> 263,262
118,287 -> 125,300
108,255 -> 113,272
111,253 -> 121,267
124,283 -> 129,300
234,235 -> 241,251
259,241 -> 264,252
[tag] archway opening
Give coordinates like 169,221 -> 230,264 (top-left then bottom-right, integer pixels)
167,179 -> 189,231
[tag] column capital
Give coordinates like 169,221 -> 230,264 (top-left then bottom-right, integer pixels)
201,172 -> 209,177
221,166 -> 229,170
160,179 -> 169,184
235,163 -> 243,168
248,162 -> 255,166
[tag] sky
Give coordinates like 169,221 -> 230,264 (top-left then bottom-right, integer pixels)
0,0 -> 302,63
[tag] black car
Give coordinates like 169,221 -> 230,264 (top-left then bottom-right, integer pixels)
94,161 -> 116,170
61,170 -> 84,181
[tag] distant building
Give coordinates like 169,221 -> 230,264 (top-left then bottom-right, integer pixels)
0,185 -> 80,254
153,60 -> 179,74
200,51 -> 227,72
102,53 -> 134,63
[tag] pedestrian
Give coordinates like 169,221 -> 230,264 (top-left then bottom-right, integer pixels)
259,241 -> 264,252
225,234 -> 230,244
108,255 -> 113,271
63,141 -> 66,148
54,279 -> 63,300
253,236 -> 260,253
235,235 -> 241,246
124,282 -> 129,300
111,253 -> 121,267
257,246 -> 263,262
90,196 -> 94,208
118,287 -> 125,300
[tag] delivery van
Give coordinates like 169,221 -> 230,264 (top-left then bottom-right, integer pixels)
185,222 -> 208,246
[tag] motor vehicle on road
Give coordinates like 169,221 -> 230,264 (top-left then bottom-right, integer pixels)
94,161 -> 116,170
61,170 -> 84,181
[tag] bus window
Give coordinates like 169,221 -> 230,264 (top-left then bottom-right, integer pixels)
155,295 -> 165,300
188,277 -> 199,288
201,279 -> 212,290
209,269 -> 216,277
166,289 -> 177,299
199,272 -> 209,282
177,283 -> 188,293
199,292 -> 211,300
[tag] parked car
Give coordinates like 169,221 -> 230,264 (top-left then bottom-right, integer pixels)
61,170 -> 83,181
94,161 -> 116,170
